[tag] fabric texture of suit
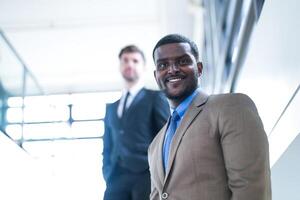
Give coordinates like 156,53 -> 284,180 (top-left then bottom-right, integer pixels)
102,88 -> 169,199
148,91 -> 271,200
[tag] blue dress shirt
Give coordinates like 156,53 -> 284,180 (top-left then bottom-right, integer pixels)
163,89 -> 199,171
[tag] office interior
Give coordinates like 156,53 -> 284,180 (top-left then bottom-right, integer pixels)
0,0 -> 299,199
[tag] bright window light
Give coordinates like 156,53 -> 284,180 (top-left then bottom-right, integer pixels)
100,91 -> 121,103
24,94 -> 71,106
24,95 -> 51,107
6,107 -> 23,123
71,91 -> 121,106
7,97 -> 23,107
71,121 -> 104,137
23,105 -> 69,122
23,123 -> 70,140
23,139 -> 102,160
5,124 -> 22,140
72,104 -> 105,120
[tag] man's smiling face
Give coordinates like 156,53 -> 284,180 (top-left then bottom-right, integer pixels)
154,42 -> 202,106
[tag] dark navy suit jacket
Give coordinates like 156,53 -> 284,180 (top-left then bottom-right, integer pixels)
102,88 -> 169,181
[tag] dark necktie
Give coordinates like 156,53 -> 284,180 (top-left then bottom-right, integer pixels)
122,92 -> 130,116
163,111 -> 180,172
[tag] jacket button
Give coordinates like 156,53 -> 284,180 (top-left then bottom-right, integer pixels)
161,192 -> 168,199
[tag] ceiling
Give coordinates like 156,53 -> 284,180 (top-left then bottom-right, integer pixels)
0,0 -> 199,95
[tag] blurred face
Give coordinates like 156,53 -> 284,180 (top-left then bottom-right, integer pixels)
154,43 -> 202,106
119,52 -> 145,83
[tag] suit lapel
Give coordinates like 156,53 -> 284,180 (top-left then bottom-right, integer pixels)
164,91 -> 209,182
124,88 -> 146,116
155,123 -> 169,188
111,100 -> 122,126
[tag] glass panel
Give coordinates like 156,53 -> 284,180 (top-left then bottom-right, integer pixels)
24,95 -> 70,107
0,94 -> 5,130
71,91 -> 121,106
25,74 -> 43,96
5,124 -> 22,140
23,122 -> 70,139
24,95 -> 50,106
71,121 -> 104,137
101,91 -> 121,103
7,97 -> 23,107
6,107 -> 23,123
23,139 -> 102,158
72,104 -> 105,120
47,94 -> 71,106
0,35 -> 24,96
71,91 -> 120,120
23,105 -> 69,122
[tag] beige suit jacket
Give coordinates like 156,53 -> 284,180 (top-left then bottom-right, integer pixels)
148,91 -> 271,200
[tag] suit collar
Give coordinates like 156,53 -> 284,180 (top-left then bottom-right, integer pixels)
194,89 -> 209,107
123,88 -> 146,116
172,89 -> 199,120
125,81 -> 144,97
117,88 -> 147,119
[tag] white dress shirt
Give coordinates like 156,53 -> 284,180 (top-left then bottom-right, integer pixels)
117,82 -> 144,118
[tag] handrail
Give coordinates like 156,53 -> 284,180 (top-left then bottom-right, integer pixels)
0,29 -> 45,95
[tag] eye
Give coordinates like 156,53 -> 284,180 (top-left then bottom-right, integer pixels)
178,58 -> 191,66
121,58 -> 129,64
157,62 -> 168,70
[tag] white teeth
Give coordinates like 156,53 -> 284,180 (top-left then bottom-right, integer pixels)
168,78 -> 181,82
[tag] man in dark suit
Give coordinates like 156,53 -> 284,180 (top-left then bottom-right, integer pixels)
102,45 -> 170,200
148,34 -> 271,200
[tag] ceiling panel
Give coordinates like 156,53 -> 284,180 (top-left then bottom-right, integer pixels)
0,0 -> 197,95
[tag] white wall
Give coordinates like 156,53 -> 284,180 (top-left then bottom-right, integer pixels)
235,0 -> 300,199
0,132 -> 49,200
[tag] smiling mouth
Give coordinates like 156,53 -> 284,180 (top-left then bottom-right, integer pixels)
166,76 -> 184,83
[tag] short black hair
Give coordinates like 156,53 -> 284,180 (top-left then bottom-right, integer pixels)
119,45 -> 146,63
152,34 -> 199,61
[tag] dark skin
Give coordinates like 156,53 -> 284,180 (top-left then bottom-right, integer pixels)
153,43 -> 203,108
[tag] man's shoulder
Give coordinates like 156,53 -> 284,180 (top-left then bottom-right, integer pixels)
143,88 -> 167,102
208,93 -> 255,107
143,88 -> 164,96
106,100 -> 119,110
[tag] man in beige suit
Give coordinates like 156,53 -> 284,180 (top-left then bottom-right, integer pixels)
148,34 -> 271,200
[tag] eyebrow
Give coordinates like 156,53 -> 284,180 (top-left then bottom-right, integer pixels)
156,54 -> 191,63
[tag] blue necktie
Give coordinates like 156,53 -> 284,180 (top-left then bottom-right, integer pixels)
163,111 -> 180,172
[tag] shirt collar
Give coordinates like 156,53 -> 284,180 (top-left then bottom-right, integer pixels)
171,89 -> 199,119
122,81 -> 144,98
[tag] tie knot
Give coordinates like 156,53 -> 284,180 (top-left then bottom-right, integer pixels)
171,111 -> 180,122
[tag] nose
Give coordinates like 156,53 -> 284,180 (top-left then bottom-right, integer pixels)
124,62 -> 135,69
167,63 -> 180,73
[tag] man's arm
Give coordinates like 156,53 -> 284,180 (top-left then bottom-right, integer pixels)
152,91 -> 170,135
102,104 -> 113,182
219,94 -> 272,200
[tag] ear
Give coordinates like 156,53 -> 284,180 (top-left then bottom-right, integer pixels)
197,62 -> 203,77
